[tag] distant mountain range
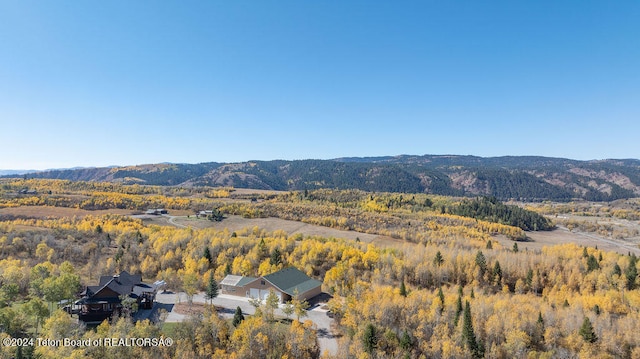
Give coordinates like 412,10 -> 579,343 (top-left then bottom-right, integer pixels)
0,170 -> 37,176
5,155 -> 640,201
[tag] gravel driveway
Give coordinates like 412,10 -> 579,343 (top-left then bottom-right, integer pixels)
148,291 -> 338,356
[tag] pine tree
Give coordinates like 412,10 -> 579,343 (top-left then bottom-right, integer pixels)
399,281 -> 408,297
454,294 -> 463,327
579,317 -> 597,343
270,247 -> 282,266
513,242 -> 519,253
400,330 -> 413,351
203,246 -> 213,267
613,263 -> 622,277
475,251 -> 487,276
486,240 -> 493,249
587,254 -> 599,272
232,306 -> 245,327
492,261 -> 502,284
526,268 -> 534,287
626,256 -> 638,290
532,311 -> 545,349
258,238 -> 268,258
462,301 -> 482,358
363,323 -> 378,354
433,251 -> 444,266
205,273 -> 219,306
537,311 -> 544,326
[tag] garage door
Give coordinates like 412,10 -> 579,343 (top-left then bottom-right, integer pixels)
249,288 -> 259,299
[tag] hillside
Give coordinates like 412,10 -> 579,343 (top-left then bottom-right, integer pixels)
10,155 -> 640,201
1,181 -> 640,358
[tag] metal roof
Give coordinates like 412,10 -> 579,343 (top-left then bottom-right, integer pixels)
220,275 -> 243,286
220,275 -> 256,287
262,267 -> 322,296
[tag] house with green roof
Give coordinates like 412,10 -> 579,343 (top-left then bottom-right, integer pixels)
219,267 -> 322,303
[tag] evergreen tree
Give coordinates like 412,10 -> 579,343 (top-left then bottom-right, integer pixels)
582,247 -> 589,258
203,246 -> 213,266
587,254 -> 600,272
526,268 -> 534,287
626,256 -> 638,290
513,242 -> 519,253
475,251 -> 487,276
205,273 -> 219,305
363,323 -> 378,354
486,240 -> 493,250
579,317 -> 598,343
258,238 -> 268,258
454,294 -> 463,327
533,311 -> 545,349
399,330 -> 413,351
270,247 -> 282,266
462,301 -> 482,358
399,281 -> 408,297
613,263 -> 622,277
437,287 -> 445,313
232,306 -> 245,327
433,251 -> 444,266
492,261 -> 502,284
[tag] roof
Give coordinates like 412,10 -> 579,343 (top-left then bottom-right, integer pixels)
85,271 -> 147,299
237,276 -> 257,287
262,267 -> 322,296
220,275 -> 243,286
220,275 -> 257,287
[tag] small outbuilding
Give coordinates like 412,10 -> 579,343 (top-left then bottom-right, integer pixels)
220,267 -> 322,303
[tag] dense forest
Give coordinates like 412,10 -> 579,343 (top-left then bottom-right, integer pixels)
0,179 -> 639,358
10,155 -> 640,201
449,197 -> 555,231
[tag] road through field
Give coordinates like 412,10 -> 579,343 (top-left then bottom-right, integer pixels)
492,226 -> 640,255
167,214 -> 640,254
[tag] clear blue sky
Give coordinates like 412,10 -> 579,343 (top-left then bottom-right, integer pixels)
1,1 -> 639,170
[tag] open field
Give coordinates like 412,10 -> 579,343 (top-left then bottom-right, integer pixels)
172,214 -> 405,248
0,205 -> 134,218
492,227 -> 640,256
173,214 -> 640,255
3,204 -> 638,255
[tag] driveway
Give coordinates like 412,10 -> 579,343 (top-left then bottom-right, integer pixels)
149,291 -> 338,356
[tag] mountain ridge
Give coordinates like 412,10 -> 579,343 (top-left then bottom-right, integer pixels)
6,155 -> 640,201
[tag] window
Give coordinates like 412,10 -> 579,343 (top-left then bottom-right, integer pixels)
261,280 -> 265,285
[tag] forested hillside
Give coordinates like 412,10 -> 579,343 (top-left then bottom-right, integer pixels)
10,155 -> 640,201
0,179 -> 639,358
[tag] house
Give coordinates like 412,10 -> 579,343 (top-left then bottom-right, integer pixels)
76,271 -> 160,323
145,208 -> 168,215
18,188 -> 37,195
220,267 -> 322,303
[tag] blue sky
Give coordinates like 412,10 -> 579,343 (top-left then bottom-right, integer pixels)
1,1 -> 639,170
